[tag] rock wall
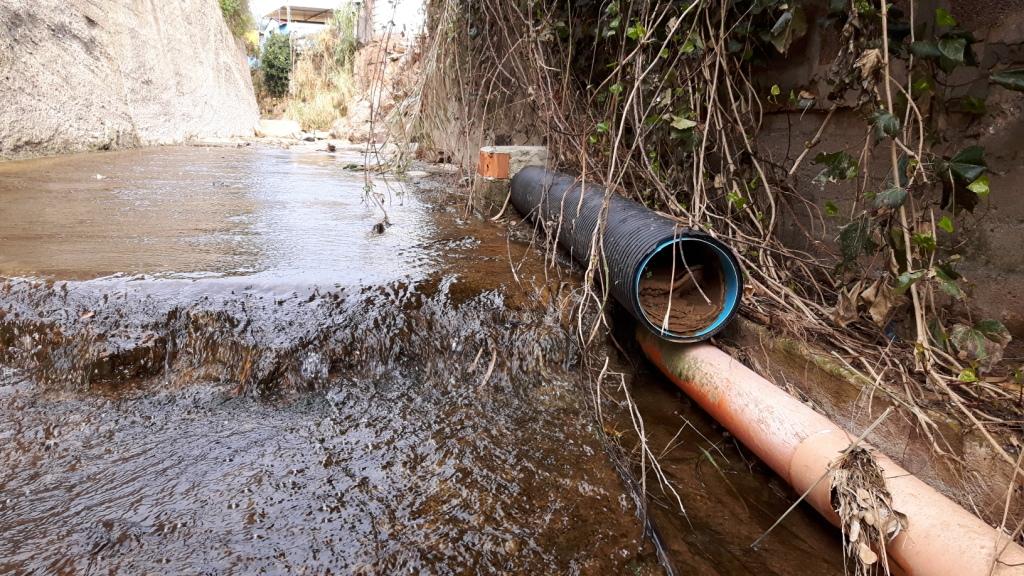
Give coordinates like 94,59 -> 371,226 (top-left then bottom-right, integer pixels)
0,0 -> 259,160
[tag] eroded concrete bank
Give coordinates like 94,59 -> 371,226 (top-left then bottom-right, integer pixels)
0,0 -> 258,160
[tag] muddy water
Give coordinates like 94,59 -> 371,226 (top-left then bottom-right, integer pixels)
0,145 -> 842,574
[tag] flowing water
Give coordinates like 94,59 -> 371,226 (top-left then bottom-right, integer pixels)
0,145 -> 843,574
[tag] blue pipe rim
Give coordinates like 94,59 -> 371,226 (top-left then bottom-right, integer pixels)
632,235 -> 742,342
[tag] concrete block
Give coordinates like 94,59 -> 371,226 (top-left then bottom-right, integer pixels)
477,146 -> 548,179
472,176 -> 510,217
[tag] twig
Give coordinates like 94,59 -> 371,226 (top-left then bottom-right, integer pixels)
788,106 -> 837,176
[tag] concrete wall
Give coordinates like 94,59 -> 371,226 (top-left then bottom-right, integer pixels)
0,0 -> 260,160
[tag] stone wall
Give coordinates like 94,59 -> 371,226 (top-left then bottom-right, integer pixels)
0,0 -> 259,160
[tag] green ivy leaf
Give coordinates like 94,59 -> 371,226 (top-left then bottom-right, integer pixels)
935,7 -> 957,27
912,233 -> 937,252
838,216 -> 876,264
609,83 -> 624,95
937,215 -> 955,233
670,115 -> 697,130
595,121 -> 610,134
874,186 -> 908,209
896,270 -> 926,294
909,40 -> 942,59
934,265 -> 964,299
727,188 -> 748,210
680,34 -> 701,54
951,320 -> 1012,371
872,109 -> 901,139
948,146 -> 987,182
977,319 -> 1010,339
959,96 -> 987,115
938,37 -> 967,63
958,367 -> 979,383
626,22 -> 646,41
853,0 -> 874,13
967,174 -> 990,197
930,318 -> 949,347
825,201 -> 839,217
911,73 -> 934,93
812,151 -> 859,184
991,69 -> 1024,92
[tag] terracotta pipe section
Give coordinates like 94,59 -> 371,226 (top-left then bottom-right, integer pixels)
638,331 -> 1024,576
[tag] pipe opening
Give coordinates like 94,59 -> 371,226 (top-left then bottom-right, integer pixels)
635,237 -> 740,341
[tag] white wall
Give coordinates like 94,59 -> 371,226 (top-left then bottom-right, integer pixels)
372,0 -> 425,39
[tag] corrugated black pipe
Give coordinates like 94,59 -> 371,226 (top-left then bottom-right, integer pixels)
510,166 -> 743,342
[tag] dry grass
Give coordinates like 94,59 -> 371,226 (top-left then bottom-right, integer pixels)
285,10 -> 358,131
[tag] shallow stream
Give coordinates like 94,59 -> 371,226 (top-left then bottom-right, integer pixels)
0,145 -> 843,574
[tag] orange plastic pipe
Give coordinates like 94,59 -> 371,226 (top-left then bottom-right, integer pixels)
638,331 -> 1024,576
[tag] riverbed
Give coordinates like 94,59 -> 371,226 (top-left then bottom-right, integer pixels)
0,144 -> 843,574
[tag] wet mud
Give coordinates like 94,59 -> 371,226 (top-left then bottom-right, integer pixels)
637,242 -> 727,334
0,145 -> 843,574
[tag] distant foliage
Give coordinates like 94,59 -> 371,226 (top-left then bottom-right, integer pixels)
219,0 -> 254,38
285,6 -> 360,130
261,33 -> 293,98
330,7 -> 359,71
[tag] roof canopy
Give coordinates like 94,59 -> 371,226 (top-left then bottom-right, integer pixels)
261,2 -> 346,24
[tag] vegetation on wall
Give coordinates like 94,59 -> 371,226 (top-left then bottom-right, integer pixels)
219,0 -> 254,38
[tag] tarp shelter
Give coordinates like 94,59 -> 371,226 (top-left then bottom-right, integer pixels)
259,1 -> 344,25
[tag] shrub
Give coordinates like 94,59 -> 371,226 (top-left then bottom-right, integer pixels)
261,33 -> 292,98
